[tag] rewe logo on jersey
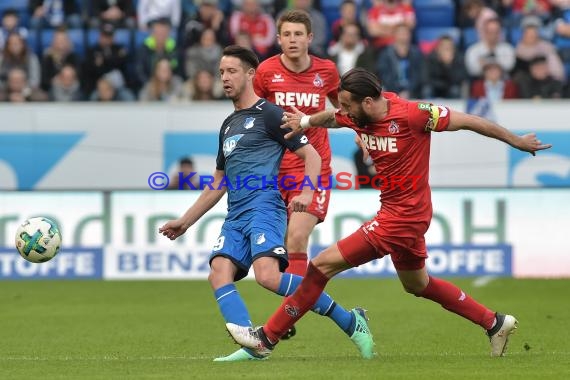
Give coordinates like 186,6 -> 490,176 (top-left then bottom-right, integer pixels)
223,134 -> 244,157
360,133 -> 398,152
274,92 -> 320,108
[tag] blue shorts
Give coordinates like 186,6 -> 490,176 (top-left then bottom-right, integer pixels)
209,208 -> 289,281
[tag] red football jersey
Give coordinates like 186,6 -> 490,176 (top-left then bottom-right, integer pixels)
335,92 -> 451,222
254,55 -> 339,174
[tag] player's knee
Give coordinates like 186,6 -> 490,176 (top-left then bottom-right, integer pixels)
208,257 -> 235,288
287,227 -> 311,249
254,270 -> 280,291
401,282 -> 426,296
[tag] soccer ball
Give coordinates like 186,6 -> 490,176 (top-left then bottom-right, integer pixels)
15,217 -> 62,263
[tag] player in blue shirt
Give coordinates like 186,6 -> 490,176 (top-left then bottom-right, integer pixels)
159,45 -> 374,361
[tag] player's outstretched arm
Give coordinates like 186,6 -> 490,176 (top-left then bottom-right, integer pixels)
281,106 -> 340,139
159,170 -> 227,240
446,110 -> 552,156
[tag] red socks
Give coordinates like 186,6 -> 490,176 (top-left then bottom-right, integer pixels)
285,252 -> 308,276
264,262 -> 329,342
420,276 -> 496,330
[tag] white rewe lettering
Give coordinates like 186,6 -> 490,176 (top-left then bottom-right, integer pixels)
274,92 -> 320,108
360,133 -> 398,152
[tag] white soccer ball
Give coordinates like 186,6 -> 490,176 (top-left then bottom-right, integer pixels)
15,217 -> 62,263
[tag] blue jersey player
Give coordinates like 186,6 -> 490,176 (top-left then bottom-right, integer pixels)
159,45 -> 374,361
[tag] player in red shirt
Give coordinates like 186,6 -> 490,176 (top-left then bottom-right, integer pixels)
227,68 -> 552,358
254,10 -> 339,281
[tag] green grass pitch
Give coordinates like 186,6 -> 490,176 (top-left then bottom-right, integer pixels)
1,278 -> 569,379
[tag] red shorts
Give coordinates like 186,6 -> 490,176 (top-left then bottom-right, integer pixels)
337,218 -> 429,271
279,172 -> 331,223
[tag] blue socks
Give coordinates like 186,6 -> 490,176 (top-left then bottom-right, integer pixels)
277,273 -> 354,335
214,283 -> 252,327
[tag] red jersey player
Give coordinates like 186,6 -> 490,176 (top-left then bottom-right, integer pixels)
227,68 -> 552,358
254,11 -> 339,282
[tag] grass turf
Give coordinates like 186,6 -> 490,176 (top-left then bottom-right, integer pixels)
1,278 -> 569,379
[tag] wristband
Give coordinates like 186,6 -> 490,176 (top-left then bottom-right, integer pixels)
300,115 -> 311,129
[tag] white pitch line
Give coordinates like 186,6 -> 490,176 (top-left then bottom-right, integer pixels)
472,275 -> 497,287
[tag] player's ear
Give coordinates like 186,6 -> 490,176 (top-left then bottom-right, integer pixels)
307,32 -> 314,44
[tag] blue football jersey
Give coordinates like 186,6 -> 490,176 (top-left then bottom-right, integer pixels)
216,99 -> 309,217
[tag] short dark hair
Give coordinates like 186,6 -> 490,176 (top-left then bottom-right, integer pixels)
222,45 -> 259,70
339,68 -> 383,102
180,157 -> 194,166
277,9 -> 312,35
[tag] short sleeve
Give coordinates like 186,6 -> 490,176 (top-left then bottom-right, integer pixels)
215,123 -> 227,171
408,102 -> 451,133
265,104 -> 309,152
334,109 -> 354,128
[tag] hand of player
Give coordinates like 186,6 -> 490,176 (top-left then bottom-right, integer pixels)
289,191 -> 313,213
281,106 -> 305,139
158,219 -> 190,240
355,135 -> 369,161
516,133 -> 552,156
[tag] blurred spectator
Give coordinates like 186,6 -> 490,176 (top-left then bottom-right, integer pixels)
49,64 -> 82,101
515,55 -> 564,98
470,58 -> 519,101
29,0 -> 82,30
328,23 -> 371,75
331,0 -> 365,43
0,33 -> 41,89
0,68 -> 48,102
376,24 -> 424,99
502,0 -> 552,27
137,0 -> 182,30
40,27 -> 80,92
185,27 -> 223,79
90,75 -> 135,101
366,0 -> 416,51
424,35 -> 468,99
0,9 -> 29,49
168,156 -> 200,190
461,0 -> 498,37
275,0 -> 330,57
229,0 -> 276,60
183,0 -> 230,47
139,58 -> 184,101
136,17 -> 179,86
514,16 -> 566,82
465,18 -> 515,77
90,0 -> 136,29
179,69 -> 224,101
83,22 -> 129,96
232,0 -> 276,15
276,0 -> 328,57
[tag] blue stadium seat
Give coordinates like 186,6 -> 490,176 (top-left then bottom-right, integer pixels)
416,26 -> 460,44
86,28 -> 133,54
40,28 -> 86,57
462,27 -> 479,49
414,0 -> 455,28
510,27 -> 552,45
0,0 -> 27,13
26,30 -> 41,56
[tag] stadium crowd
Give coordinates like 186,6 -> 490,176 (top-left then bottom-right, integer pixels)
0,0 -> 569,102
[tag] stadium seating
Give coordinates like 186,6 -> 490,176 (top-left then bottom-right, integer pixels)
413,0 -> 455,28
509,27 -> 552,45
416,26 -> 460,54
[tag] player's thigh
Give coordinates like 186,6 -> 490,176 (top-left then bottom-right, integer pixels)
312,242 -> 353,278
209,221 -> 251,281
286,211 -> 319,251
249,209 -> 288,274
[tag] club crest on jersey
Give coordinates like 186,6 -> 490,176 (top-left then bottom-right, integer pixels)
244,117 -> 255,129
223,134 -> 244,157
272,73 -> 284,83
313,73 -> 324,88
389,120 -> 399,134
